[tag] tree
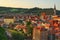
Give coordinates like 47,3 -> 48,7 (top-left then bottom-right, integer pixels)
26,21 -> 33,36
11,30 -> 25,40
0,27 -> 8,40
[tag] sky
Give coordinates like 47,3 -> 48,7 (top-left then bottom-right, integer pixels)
0,0 -> 60,10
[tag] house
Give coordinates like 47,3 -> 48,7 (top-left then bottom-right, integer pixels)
4,16 -> 14,24
14,24 -> 27,33
52,15 -> 60,21
0,16 -> 4,26
0,16 -> 4,22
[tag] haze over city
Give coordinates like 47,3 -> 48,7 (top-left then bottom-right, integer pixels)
0,0 -> 60,10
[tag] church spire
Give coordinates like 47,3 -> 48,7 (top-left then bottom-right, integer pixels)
54,4 -> 56,15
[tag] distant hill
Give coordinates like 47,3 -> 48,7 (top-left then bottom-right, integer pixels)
0,7 -> 60,15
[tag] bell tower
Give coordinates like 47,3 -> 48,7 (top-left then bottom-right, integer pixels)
54,4 -> 56,15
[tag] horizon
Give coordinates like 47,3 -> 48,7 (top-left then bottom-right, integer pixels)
0,0 -> 60,10
0,6 -> 60,10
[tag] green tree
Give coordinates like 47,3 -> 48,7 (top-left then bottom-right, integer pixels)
0,27 -> 8,40
11,30 -> 25,40
26,21 -> 33,36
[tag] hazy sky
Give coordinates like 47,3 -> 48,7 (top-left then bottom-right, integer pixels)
0,0 -> 60,10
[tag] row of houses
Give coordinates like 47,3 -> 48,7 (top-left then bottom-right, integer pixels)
0,12 -> 60,28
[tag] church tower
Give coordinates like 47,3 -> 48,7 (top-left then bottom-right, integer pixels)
54,4 -> 56,15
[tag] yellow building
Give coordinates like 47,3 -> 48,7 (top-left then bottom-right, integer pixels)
52,15 -> 60,21
33,28 -> 41,40
4,16 -> 14,24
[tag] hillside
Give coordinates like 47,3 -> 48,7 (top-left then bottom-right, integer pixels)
0,7 -> 60,15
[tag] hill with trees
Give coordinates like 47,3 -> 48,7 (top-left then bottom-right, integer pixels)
0,7 -> 60,15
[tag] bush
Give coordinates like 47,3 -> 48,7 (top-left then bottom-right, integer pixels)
11,30 -> 25,40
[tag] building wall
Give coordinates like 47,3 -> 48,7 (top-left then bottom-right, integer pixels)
33,28 -> 41,40
4,19 -> 14,24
